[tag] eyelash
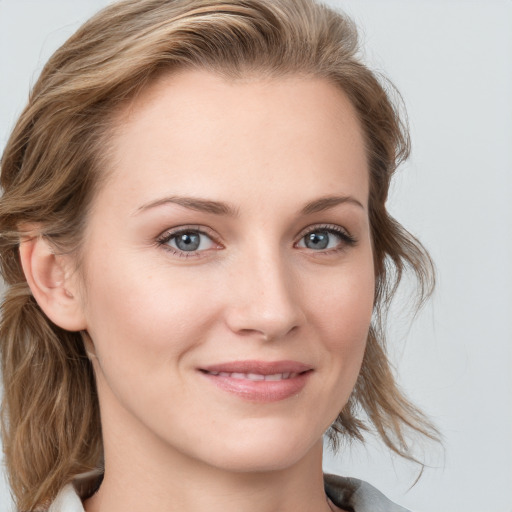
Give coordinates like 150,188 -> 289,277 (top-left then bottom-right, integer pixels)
156,224 -> 357,259
296,224 -> 357,254
156,225 -> 220,259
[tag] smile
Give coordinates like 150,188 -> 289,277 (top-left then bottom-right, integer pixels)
203,371 -> 301,381
199,360 -> 313,402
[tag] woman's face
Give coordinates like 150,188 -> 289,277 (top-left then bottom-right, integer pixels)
78,69 -> 374,472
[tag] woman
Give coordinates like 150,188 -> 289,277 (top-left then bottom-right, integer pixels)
0,0 -> 437,511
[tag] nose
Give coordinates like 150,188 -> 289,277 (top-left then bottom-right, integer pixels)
224,247 -> 305,342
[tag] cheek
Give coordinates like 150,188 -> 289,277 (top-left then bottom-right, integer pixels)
82,255 -> 218,379
308,259 -> 375,389
313,261 -> 375,341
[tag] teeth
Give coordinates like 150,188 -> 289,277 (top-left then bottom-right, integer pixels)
206,371 -> 298,380
264,374 -> 282,381
247,373 -> 265,381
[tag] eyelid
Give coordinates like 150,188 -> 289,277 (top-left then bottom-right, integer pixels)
156,225 -> 223,257
157,224 -> 219,241
294,223 -> 357,250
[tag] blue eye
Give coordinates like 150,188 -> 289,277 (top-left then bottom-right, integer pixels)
174,232 -> 201,251
159,229 -> 217,255
304,231 -> 332,250
297,226 -> 355,251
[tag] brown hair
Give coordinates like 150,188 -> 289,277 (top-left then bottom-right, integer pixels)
0,0 -> 437,509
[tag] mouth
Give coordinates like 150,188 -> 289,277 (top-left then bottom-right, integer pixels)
201,371 -> 303,381
198,360 -> 313,402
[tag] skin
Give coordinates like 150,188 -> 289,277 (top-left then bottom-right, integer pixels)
24,70 -> 375,512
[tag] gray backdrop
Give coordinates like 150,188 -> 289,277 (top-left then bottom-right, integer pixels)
1,1 -> 511,511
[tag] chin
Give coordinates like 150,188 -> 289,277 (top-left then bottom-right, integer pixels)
192,424 -> 323,474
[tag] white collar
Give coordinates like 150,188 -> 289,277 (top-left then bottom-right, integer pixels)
48,484 -> 85,512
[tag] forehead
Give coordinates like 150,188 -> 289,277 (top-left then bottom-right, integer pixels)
101,69 -> 369,212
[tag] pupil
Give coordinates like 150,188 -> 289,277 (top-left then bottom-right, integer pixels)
306,232 -> 329,250
176,232 -> 200,251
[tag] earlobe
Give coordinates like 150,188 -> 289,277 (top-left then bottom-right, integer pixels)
19,233 -> 87,332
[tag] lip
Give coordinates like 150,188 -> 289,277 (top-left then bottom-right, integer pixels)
198,360 -> 313,402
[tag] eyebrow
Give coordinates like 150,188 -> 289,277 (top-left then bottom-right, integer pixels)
300,195 -> 365,214
136,196 -> 239,216
136,194 -> 364,216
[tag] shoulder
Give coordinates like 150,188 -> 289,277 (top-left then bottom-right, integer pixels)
324,473 -> 412,512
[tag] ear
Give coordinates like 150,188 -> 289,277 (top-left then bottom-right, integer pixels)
19,232 -> 87,332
